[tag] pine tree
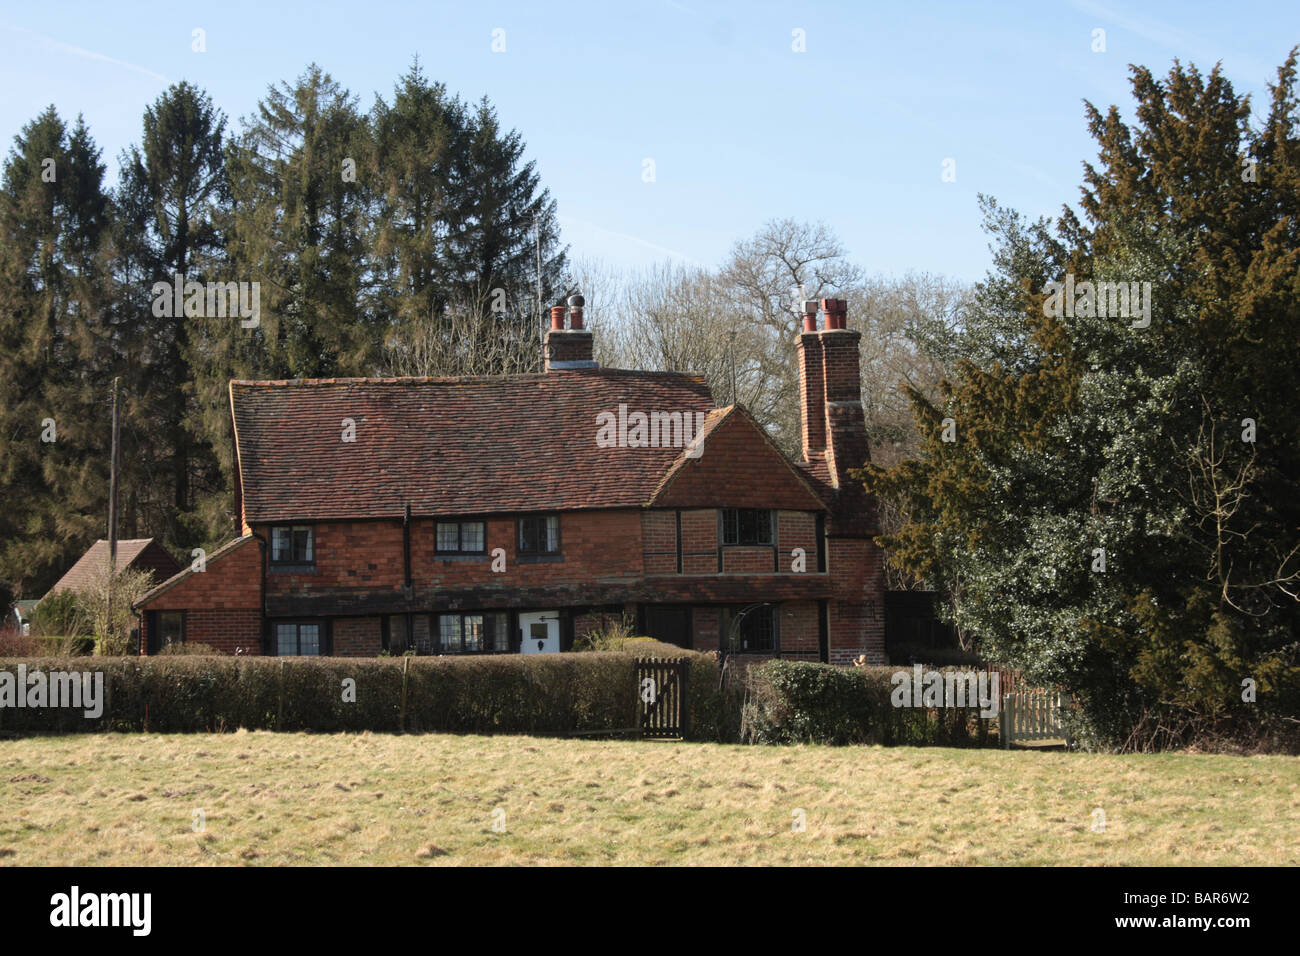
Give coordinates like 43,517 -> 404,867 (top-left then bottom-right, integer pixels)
372,61 -> 566,375
0,108 -> 113,596
116,81 -> 229,549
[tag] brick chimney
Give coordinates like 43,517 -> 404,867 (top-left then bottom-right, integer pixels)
544,293 -> 597,371
796,300 -> 826,459
817,298 -> 868,490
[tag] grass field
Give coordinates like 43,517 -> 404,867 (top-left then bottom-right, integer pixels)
2,731 -> 1296,865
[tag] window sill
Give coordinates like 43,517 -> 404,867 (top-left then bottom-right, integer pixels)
516,553 -> 563,564
434,554 -> 489,562
269,564 -> 316,575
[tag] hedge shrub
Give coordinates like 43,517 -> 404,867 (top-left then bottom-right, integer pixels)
0,652 -> 670,736
741,660 -> 997,747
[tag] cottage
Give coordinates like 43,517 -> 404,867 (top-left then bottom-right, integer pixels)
134,297 -> 886,663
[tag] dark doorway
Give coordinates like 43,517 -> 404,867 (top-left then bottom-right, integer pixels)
643,605 -> 693,649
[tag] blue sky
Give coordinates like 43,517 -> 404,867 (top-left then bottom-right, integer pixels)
1,0 -> 1295,283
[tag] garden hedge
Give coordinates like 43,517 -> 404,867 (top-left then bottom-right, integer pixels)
0,654 -> 645,735
0,649 -> 736,738
741,660 -> 997,747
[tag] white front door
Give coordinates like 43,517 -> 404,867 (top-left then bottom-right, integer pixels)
518,611 -> 560,654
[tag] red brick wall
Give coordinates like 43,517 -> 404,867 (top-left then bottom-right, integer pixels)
777,511 -> 818,571
691,606 -> 719,652
641,511 -> 676,574
260,510 -> 647,600
721,547 -> 775,573
680,509 -> 716,573
797,332 -> 826,457
826,537 -> 886,664
179,609 -> 261,655
334,616 -> 382,656
779,600 -> 821,660
145,538 -> 261,611
138,537 -> 263,655
646,509 -> 819,576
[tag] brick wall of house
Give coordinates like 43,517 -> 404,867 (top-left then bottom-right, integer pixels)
777,511 -> 818,569
261,509 -> 647,601
145,538 -> 261,612
778,600 -> 821,660
642,509 -> 820,576
680,509 -> 717,573
721,547 -> 776,573
572,609 -> 627,646
641,511 -> 677,574
138,537 -> 263,655
177,609 -> 262,655
826,537 -> 887,664
691,606 -> 720,652
333,616 -> 383,656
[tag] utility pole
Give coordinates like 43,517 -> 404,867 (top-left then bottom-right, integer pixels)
534,214 -> 543,347
107,376 -> 120,646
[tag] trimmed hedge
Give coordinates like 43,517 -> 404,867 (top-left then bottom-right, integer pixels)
741,660 -> 997,747
0,654 -> 645,735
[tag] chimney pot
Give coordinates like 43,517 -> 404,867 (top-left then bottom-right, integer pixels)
820,297 -> 847,330
801,300 -> 819,333
549,305 -> 566,330
567,292 -> 585,330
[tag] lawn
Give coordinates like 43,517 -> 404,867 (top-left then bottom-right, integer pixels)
1,731 -> 1296,865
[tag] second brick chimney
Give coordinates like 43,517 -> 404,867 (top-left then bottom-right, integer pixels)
798,298 -> 868,491
545,293 -> 597,371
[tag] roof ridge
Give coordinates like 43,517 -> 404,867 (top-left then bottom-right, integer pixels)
230,368 -> 708,388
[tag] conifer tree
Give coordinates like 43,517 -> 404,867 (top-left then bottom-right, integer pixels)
116,81 -> 229,547
0,108 -> 113,595
863,52 -> 1300,748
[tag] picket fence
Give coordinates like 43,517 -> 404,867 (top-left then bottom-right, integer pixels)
999,688 -> 1073,748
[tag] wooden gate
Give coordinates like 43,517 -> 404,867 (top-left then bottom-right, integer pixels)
636,657 -> 689,739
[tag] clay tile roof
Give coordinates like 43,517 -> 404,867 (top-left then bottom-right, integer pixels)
47,538 -> 182,598
230,371 -> 718,522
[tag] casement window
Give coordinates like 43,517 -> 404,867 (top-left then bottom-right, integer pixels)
157,611 -> 184,647
724,604 -> 777,653
721,508 -> 773,546
270,525 -> 314,565
436,612 -> 511,654
385,613 -> 511,655
518,515 -> 560,555
435,520 -> 487,554
275,621 -> 323,656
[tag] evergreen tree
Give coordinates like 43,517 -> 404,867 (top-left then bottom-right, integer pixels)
863,52 -> 1300,749
373,61 -> 566,374
0,108 -> 113,596
116,81 -> 229,548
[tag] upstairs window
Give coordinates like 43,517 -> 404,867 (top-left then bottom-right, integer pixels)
722,509 -> 773,546
271,525 -> 314,565
436,520 -> 487,554
518,515 -> 560,555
